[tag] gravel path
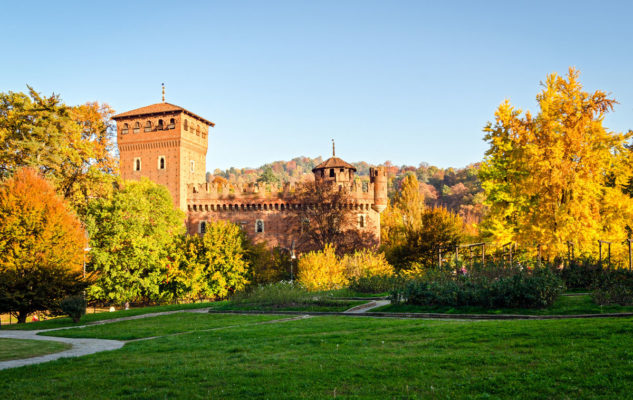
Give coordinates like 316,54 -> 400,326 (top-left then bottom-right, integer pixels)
344,300 -> 390,313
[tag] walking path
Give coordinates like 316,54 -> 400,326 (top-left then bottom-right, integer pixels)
344,300 -> 391,313
0,308 -> 310,371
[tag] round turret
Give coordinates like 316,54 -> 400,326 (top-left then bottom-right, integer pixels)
370,166 -> 387,213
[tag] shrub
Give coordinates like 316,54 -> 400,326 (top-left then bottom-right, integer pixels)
349,275 -> 404,294
342,249 -> 394,280
393,267 -> 564,309
60,295 -> 87,323
297,244 -> 348,291
592,269 -> 633,306
232,281 -> 313,306
559,259 -> 601,291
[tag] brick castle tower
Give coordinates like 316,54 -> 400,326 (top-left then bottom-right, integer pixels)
112,94 -> 214,211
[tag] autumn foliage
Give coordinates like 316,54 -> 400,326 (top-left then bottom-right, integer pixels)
0,168 -> 87,323
480,68 -> 633,259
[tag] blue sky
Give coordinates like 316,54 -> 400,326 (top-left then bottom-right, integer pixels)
2,1 -> 632,171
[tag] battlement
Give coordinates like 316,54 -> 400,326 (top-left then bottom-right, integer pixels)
187,179 -> 376,204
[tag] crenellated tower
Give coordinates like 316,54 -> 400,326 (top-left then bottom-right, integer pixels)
113,101 -> 214,210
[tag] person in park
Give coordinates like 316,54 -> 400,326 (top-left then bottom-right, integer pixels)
0,168 -> 89,323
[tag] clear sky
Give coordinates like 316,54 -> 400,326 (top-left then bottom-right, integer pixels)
2,0 -> 632,171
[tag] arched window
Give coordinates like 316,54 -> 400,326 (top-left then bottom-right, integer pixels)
168,118 -> 175,129
158,156 -> 166,170
157,119 -> 164,130
190,160 -> 195,172
134,157 -> 141,171
144,121 -> 152,132
133,122 -> 140,134
256,220 -> 264,233
196,126 -> 200,136
199,221 -> 207,234
184,119 -> 188,131
121,123 -> 129,134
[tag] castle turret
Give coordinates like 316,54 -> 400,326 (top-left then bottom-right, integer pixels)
370,166 -> 387,213
312,142 -> 357,185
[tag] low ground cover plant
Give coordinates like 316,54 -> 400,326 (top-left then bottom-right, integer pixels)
230,281 -> 348,309
392,265 -> 564,308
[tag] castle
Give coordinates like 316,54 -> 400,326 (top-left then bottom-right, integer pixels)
113,100 -> 387,249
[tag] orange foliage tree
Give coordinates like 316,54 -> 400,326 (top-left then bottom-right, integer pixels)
0,168 -> 88,323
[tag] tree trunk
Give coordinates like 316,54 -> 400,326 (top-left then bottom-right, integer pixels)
17,312 -> 28,324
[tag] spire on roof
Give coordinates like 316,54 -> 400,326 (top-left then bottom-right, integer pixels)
332,139 -> 335,157
162,83 -> 165,103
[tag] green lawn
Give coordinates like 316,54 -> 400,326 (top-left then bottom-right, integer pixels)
41,313 -> 284,340
0,338 -> 71,361
373,294 -> 633,315
208,299 -> 366,312
0,301 -> 218,331
1,313 -> 632,399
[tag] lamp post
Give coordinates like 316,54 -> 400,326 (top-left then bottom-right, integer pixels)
290,239 -> 296,282
83,247 -> 92,278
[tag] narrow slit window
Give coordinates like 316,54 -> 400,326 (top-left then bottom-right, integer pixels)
256,220 -> 264,233
134,158 -> 141,171
158,156 -> 166,170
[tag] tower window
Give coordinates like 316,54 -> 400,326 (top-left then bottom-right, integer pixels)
190,160 -> 195,172
158,156 -> 166,170
133,122 -> 140,134
184,119 -> 188,131
196,126 -> 200,136
199,221 -> 207,234
256,219 -> 264,233
358,214 -> 366,228
329,169 -> 335,177
157,119 -> 164,130
134,157 -> 141,171
144,121 -> 152,132
121,123 -> 129,134
340,168 -> 344,172
168,118 -> 175,129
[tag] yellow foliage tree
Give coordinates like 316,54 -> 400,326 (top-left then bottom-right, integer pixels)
480,68 -> 633,259
342,249 -> 394,280
297,244 -> 348,291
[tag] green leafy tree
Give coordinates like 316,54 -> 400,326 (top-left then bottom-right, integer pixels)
85,178 -> 185,305
199,220 -> 250,297
0,168 -> 88,323
257,166 -> 280,184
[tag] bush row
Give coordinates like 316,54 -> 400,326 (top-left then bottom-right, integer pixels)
392,267 -> 565,309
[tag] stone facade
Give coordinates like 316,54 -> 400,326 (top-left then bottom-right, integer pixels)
114,102 -> 387,248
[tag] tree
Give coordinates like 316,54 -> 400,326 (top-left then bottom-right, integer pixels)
0,168 -> 88,323
85,178 -> 185,305
380,173 -> 424,249
292,181 -> 378,254
257,166 -> 280,184
166,221 -> 251,300
0,87 -> 117,217
199,220 -> 251,297
480,68 -> 633,258
385,207 -> 463,268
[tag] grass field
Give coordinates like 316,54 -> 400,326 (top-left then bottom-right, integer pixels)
0,338 -> 71,362
2,312 -> 633,399
374,294 -> 633,315
0,301 -> 218,331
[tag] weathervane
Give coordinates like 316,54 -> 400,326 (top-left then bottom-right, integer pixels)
332,139 -> 335,157
162,83 -> 165,103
